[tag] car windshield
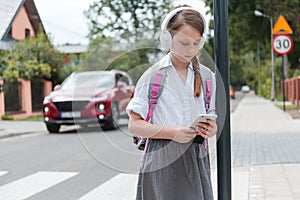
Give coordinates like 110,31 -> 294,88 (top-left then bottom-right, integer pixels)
60,72 -> 113,91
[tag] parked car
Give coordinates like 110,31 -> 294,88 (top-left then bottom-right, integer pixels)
241,85 -> 250,93
43,70 -> 134,133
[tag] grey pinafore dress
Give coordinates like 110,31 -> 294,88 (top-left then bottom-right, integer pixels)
136,139 -> 214,200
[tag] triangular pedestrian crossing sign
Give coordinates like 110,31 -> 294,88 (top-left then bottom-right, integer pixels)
272,15 -> 293,34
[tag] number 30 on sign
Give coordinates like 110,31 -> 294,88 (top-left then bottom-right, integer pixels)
272,34 -> 294,55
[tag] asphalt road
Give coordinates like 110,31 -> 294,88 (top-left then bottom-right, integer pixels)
0,123 -> 142,200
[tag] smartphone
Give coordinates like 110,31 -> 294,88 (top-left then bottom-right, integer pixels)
190,114 -> 217,130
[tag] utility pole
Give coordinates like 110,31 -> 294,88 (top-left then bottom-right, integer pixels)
254,10 -> 275,101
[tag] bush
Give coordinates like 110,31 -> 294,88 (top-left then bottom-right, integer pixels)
1,32 -> 63,83
1,115 -> 14,120
258,78 -> 272,99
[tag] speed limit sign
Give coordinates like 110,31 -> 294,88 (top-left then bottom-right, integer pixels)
272,34 -> 294,55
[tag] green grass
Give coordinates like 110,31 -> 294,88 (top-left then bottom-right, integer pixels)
275,104 -> 299,110
1,115 -> 14,120
1,115 -> 44,121
15,115 -> 44,121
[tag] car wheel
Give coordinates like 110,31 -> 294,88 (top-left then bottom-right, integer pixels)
106,102 -> 119,129
46,124 -> 60,133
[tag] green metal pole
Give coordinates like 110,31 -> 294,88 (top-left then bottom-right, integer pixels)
214,0 -> 232,199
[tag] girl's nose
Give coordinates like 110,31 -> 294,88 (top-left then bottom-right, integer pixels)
187,46 -> 195,54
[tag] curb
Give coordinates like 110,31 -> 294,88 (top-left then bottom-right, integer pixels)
0,131 -> 47,140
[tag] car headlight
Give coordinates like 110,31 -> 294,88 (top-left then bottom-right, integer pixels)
92,94 -> 109,102
44,106 -> 50,113
97,103 -> 106,111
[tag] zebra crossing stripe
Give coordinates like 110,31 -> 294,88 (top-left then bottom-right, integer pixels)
0,171 -> 8,177
79,173 -> 138,200
0,171 -> 78,200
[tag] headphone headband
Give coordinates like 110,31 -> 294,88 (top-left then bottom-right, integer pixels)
160,6 -> 206,35
159,6 -> 206,50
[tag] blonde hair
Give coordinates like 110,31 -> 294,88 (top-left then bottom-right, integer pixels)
167,6 -> 204,97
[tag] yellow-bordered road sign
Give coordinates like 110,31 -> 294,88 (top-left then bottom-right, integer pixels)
272,15 -> 293,35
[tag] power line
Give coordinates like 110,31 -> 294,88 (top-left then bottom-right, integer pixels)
42,20 -> 88,39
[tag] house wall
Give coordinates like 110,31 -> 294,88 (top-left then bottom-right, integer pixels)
0,78 -> 4,117
42,80 -> 52,97
11,6 -> 35,40
0,78 -> 52,119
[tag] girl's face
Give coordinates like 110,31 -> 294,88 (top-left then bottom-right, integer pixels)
170,24 -> 202,64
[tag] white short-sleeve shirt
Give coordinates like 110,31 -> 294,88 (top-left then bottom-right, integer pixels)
126,53 -> 208,127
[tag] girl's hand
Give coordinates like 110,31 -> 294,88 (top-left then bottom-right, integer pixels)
172,126 -> 197,143
197,119 -> 218,138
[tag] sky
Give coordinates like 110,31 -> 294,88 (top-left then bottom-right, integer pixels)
34,0 -> 95,46
34,0 -> 210,46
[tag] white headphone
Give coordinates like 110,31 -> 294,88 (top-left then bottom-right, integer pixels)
160,6 -> 206,50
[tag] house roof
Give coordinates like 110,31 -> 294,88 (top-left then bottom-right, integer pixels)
56,44 -> 88,54
0,0 -> 45,41
0,0 -> 23,40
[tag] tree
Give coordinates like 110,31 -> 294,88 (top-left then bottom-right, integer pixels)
80,36 -> 115,71
204,0 -> 300,98
84,0 -> 171,81
0,32 -> 64,84
85,0 -> 171,41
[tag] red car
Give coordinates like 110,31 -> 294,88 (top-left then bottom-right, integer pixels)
43,70 -> 134,133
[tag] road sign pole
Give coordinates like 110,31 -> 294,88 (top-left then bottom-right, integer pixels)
271,15 -> 294,105
282,56 -> 286,111
214,0 -> 231,199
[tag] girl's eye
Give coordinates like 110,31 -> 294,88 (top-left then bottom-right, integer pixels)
180,41 -> 189,46
180,41 -> 200,46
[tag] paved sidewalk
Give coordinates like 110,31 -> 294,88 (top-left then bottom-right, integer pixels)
228,92 -> 300,199
232,92 -> 300,166
0,120 -> 47,139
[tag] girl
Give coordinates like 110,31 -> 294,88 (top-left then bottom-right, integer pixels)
127,5 -> 217,200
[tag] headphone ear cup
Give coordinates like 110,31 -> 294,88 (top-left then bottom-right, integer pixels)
160,31 -> 172,50
199,35 -> 206,49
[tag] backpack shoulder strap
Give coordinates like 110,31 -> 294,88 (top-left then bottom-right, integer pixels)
205,78 -> 212,111
145,68 -> 167,122
148,68 -> 167,103
199,65 -> 214,151
200,66 -> 213,112
138,68 -> 167,156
